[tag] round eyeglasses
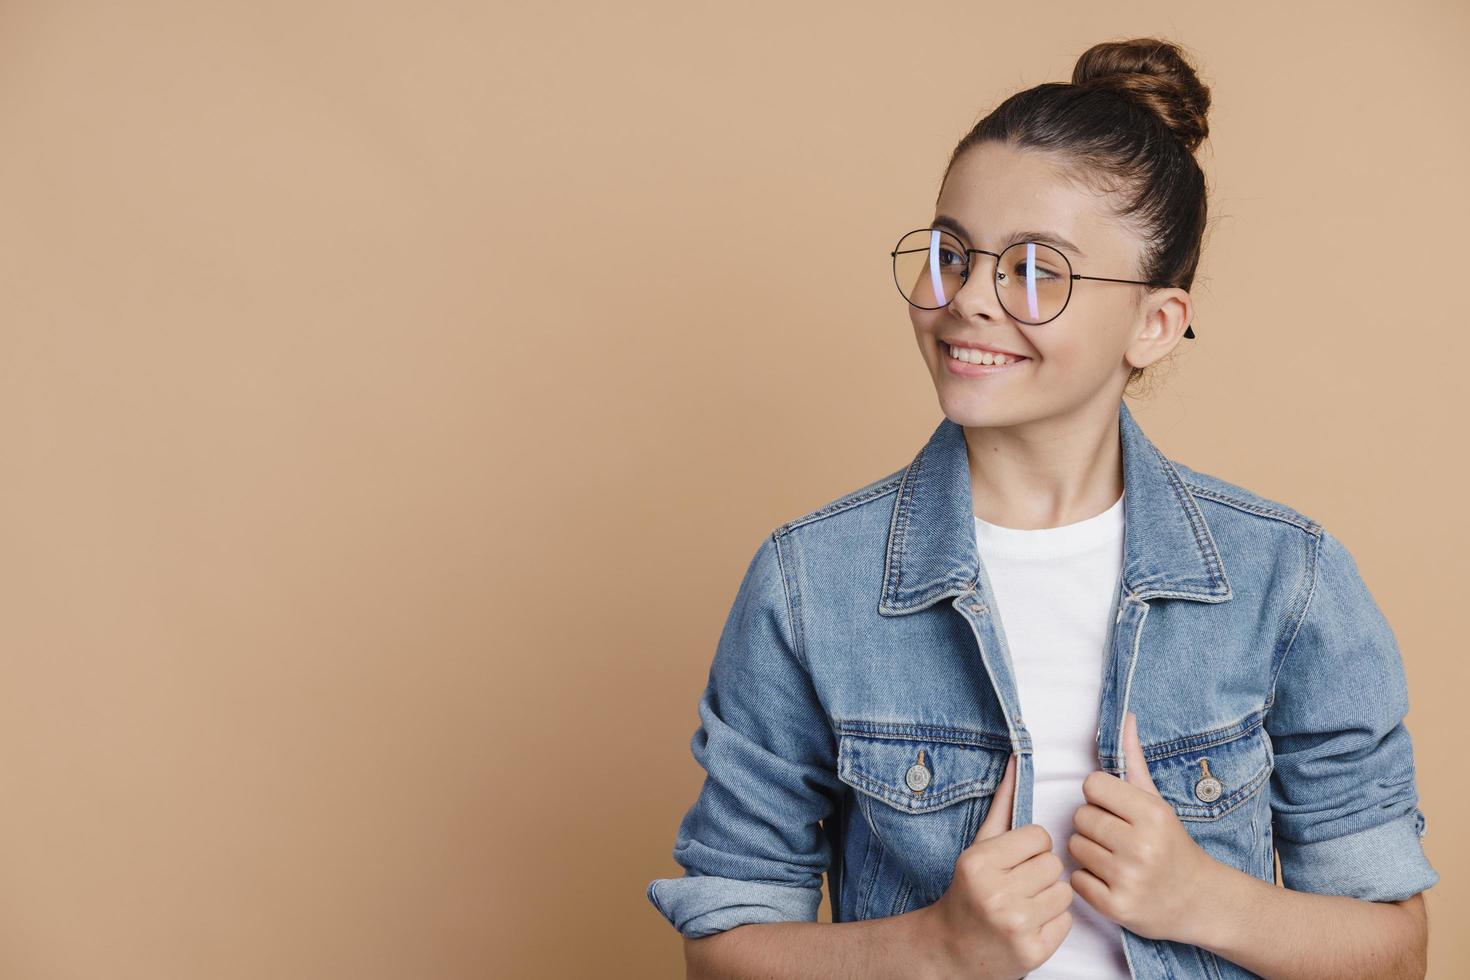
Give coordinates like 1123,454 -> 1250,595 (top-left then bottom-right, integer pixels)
890,227 -> 1195,338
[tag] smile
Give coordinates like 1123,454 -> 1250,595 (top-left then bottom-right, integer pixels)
941,341 -> 1031,376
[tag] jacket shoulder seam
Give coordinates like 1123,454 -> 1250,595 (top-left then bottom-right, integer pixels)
770,529 -> 810,672
777,470 -> 905,534
1182,480 -> 1321,534
1267,524 -> 1326,710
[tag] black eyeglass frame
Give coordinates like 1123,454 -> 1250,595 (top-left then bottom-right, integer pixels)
890,227 -> 1196,339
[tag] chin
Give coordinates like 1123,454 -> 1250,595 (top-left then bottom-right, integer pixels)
934,387 -> 1031,429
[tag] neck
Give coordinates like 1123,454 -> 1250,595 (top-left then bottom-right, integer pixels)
963,399 -> 1124,530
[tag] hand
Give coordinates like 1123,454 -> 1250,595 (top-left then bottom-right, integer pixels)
1066,711 -> 1219,945
914,753 -> 1074,979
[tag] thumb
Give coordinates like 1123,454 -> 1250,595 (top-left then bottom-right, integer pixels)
974,753 -> 1017,842
1121,711 -> 1159,796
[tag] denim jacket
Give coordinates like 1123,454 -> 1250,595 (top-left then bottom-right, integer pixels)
646,400 -> 1439,979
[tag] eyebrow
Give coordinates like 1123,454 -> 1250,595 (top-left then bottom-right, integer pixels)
931,214 -> 1086,259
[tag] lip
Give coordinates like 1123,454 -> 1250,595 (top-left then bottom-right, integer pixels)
940,340 -> 1031,378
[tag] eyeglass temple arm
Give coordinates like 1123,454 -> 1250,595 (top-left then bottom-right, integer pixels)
1072,273 -> 1196,339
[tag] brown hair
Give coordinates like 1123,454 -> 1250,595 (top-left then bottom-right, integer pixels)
939,38 -> 1213,393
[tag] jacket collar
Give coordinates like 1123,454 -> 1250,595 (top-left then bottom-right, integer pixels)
878,400 -> 1231,615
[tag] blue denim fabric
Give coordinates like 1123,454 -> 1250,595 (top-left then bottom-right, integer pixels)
646,400 -> 1439,978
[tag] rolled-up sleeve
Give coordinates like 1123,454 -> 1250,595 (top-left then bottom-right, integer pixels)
1266,527 -> 1440,902
646,530 -> 842,939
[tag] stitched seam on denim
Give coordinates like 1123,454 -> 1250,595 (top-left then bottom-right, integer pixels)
883,449 -> 924,606
1150,445 -> 1228,586
890,877 -> 911,917
839,769 -> 1000,813
1112,600 -> 1150,779
1143,931 -> 1177,980
881,463 -> 912,594
856,815 -> 880,921
1182,481 -> 1320,534
1197,946 -> 1226,980
891,877 -> 915,917
886,581 -> 975,611
1263,525 -> 1318,715
1266,526 -> 1323,711
837,729 -> 1008,807
771,529 -> 810,672
779,472 -> 905,533
832,719 -> 1010,750
1177,475 -> 1234,598
1149,715 -> 1273,819
1146,710 -> 1267,759
1170,757 -> 1272,822
880,435 -> 980,611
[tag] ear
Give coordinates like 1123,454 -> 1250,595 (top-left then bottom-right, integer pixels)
1126,287 -> 1193,371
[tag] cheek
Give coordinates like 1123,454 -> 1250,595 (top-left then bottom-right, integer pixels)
1030,341 -> 1093,376
1028,316 -> 1117,369
912,314 -> 949,355
910,307 -> 939,336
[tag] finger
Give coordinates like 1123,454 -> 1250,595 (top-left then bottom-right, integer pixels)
1066,829 -> 1119,885
1031,878 -> 1075,927
1080,768 -> 1152,824
1071,801 -> 1130,852
1122,712 -> 1159,796
975,753 -> 1016,841
1069,866 -> 1114,917
1036,902 -> 1074,955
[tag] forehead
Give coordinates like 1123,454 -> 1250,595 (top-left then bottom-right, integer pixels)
935,142 -> 1121,251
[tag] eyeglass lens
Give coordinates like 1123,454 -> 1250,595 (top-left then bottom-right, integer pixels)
892,228 -> 1072,323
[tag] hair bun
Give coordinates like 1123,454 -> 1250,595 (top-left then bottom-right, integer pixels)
1071,38 -> 1211,153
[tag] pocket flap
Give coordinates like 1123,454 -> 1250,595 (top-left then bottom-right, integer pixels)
1148,716 -> 1273,821
835,720 -> 1011,815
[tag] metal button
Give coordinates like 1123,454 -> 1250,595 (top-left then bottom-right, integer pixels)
1193,758 -> 1222,803
905,749 -> 932,793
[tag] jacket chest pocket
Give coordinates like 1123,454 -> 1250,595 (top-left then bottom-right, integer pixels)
1147,716 -> 1274,876
835,720 -> 1011,912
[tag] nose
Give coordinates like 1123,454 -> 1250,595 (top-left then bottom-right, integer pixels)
946,253 -> 1005,322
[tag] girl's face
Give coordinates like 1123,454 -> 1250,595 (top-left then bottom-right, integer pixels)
911,141 -> 1184,428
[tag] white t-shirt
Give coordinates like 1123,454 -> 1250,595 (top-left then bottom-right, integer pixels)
973,491 -> 1129,979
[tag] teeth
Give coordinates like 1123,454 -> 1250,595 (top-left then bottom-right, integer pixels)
946,343 -> 1024,366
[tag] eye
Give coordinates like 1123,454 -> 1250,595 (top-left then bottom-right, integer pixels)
936,248 -> 966,270
1003,257 -> 1063,281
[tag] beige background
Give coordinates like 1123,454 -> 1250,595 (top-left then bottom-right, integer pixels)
0,1 -> 1463,978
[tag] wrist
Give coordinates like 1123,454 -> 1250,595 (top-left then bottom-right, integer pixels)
902,905 -> 956,980
1175,855 -> 1256,951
